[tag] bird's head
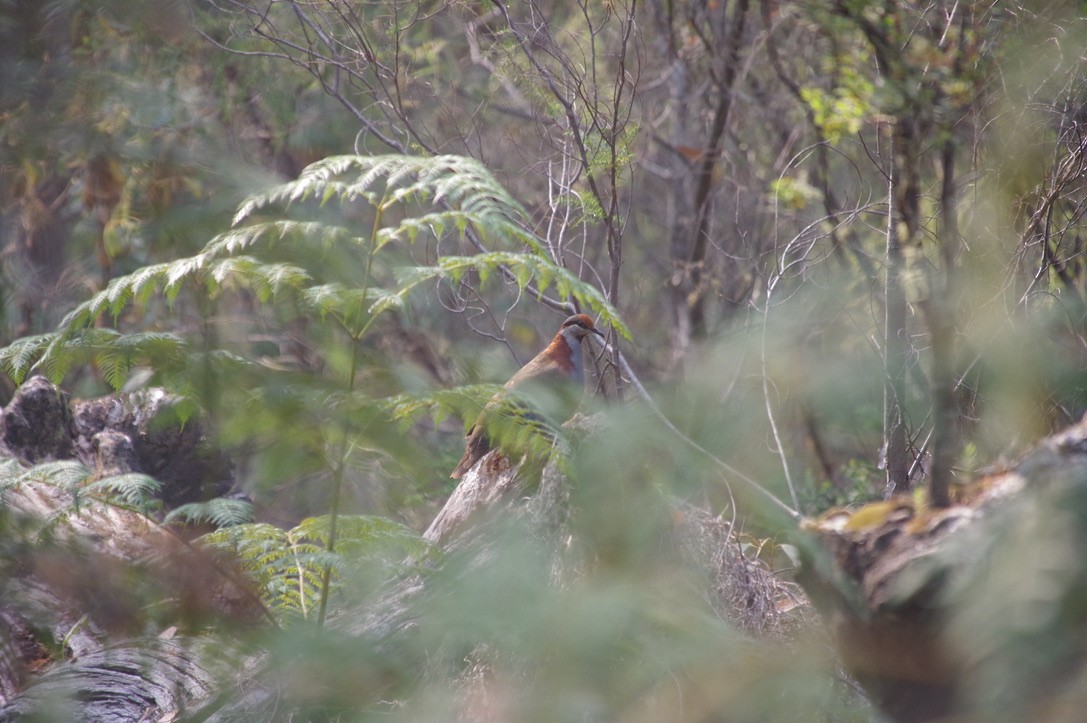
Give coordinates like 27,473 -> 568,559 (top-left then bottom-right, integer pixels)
559,313 -> 605,342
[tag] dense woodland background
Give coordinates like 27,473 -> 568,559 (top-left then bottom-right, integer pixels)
3,1 -> 1087,720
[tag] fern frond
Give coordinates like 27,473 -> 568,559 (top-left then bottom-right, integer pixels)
201,521 -> 285,553
365,287 -> 406,316
0,334 -> 56,384
388,385 -> 572,473
235,154 -> 530,236
97,332 -> 187,390
16,461 -> 93,488
83,473 -> 163,510
13,461 -> 95,517
299,284 -> 406,322
205,221 -> 363,258
128,261 -> 172,307
51,252 -> 310,341
376,208 -> 540,253
197,512 -> 432,621
165,497 -> 254,528
397,253 -> 630,338
0,458 -> 25,481
28,329 -> 188,390
384,384 -> 502,431
300,283 -> 357,318
205,256 -> 311,302
294,514 -> 435,562
164,253 -> 213,296
48,263 -> 189,347
199,522 -> 329,620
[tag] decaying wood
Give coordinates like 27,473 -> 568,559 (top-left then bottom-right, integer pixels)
195,412 -> 808,721
0,379 -> 797,720
0,375 -> 233,508
424,451 -> 524,545
799,414 -> 1087,722
0,378 -> 258,720
0,637 -> 222,723
0,482 -> 261,720
0,461 -> 262,716
0,376 -> 75,463
71,385 -> 233,507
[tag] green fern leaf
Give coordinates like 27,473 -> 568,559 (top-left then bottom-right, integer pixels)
18,461 -> 93,488
295,514 -> 435,562
165,497 -> 254,527
83,473 -> 163,509
129,262 -> 170,306
366,288 -> 405,316
396,253 -> 629,339
0,334 -> 55,384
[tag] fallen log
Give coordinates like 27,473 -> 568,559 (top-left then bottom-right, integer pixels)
799,414 -> 1087,722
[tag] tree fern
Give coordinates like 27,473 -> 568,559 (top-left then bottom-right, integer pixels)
0,152 -> 628,629
6,153 -> 625,388
199,515 -> 434,621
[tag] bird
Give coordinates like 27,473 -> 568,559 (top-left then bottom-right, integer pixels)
450,313 -> 604,479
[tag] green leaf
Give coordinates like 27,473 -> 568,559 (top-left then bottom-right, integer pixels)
83,473 -> 163,509
0,334 -> 55,384
165,497 -> 255,527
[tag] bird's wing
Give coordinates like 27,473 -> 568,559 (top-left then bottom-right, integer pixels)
503,355 -> 568,389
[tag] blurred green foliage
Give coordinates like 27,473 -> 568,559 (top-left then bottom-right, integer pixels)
3,0 -> 1087,720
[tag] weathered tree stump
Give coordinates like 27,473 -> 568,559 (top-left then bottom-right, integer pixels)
0,637 -> 222,723
800,414 -> 1087,722
0,376 -> 75,463
0,376 -> 233,508
0,377 -> 255,720
72,386 -> 232,507
194,414 -> 806,720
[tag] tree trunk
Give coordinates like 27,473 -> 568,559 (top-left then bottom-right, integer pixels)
883,122 -> 911,497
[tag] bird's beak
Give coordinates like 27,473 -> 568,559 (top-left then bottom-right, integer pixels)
591,328 -> 605,338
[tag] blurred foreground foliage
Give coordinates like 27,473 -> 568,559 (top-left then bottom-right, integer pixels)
4,0 -> 1087,721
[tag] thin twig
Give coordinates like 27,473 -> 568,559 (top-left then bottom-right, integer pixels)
593,337 -> 800,521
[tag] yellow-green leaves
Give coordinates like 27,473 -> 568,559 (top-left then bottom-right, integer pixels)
799,82 -> 872,145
